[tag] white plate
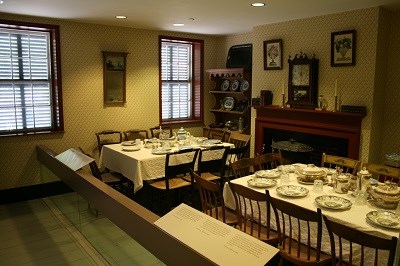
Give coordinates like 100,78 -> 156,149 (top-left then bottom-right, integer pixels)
200,143 -> 218,148
297,178 -> 328,185
121,141 -> 136,146
255,170 -> 280,179
240,80 -> 249,92
276,185 -> 309,197
223,97 -> 235,110
207,139 -> 222,144
366,211 -> 400,229
315,195 -> 352,210
151,149 -> 170,155
122,146 -> 140,151
247,178 -> 277,188
230,80 -> 239,91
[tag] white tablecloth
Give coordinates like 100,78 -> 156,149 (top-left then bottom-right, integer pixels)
100,142 -> 232,193
223,172 -> 400,265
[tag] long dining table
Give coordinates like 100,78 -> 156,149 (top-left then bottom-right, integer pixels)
223,166 -> 400,265
99,140 -> 233,193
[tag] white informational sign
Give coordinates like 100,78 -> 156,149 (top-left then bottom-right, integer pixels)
55,148 -> 94,171
154,204 -> 279,266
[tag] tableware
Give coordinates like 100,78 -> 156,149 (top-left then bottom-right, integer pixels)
334,173 -> 350,194
121,141 -> 136,146
255,170 -> 280,179
322,168 -> 336,175
276,185 -> 309,197
313,179 -> 324,193
297,178 -> 328,185
151,149 -> 170,155
221,80 -> 230,91
280,172 -> 290,184
354,190 -> 367,206
315,195 -> 352,210
240,80 -> 249,92
223,97 -> 235,110
230,80 -> 239,91
297,164 -> 327,183
367,181 -> 400,209
207,139 -> 222,144
247,178 -> 277,188
366,211 -> 400,229
122,146 -> 141,152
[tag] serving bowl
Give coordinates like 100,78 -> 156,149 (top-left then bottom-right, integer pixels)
296,164 -> 327,183
367,181 -> 400,209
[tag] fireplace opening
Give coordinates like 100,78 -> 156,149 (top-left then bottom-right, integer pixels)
263,128 -> 349,165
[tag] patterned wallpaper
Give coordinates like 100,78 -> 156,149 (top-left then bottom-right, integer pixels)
0,13 -> 220,189
0,7 -> 399,190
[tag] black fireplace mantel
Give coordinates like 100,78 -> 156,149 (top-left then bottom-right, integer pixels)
253,106 -> 365,159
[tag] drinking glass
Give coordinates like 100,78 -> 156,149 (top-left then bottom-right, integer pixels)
313,180 -> 323,193
354,190 -> 366,206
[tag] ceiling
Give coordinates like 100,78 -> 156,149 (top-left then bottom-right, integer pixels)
1,0 -> 400,35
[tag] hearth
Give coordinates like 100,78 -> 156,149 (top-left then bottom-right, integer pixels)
254,106 -> 365,165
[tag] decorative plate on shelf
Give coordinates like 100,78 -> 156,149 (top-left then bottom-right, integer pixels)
235,100 -> 248,112
223,97 -> 235,110
315,195 -> 352,210
366,211 -> 400,230
276,185 -> 309,197
221,80 -> 230,91
230,80 -> 240,91
240,80 -> 249,92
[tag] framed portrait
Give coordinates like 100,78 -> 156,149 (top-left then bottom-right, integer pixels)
331,30 -> 356,67
264,39 -> 282,70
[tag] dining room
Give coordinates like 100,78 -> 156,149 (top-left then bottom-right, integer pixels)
1,0 -> 400,265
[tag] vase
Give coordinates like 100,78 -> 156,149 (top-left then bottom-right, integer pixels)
339,46 -> 349,58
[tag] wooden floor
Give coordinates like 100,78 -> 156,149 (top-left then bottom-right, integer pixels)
0,193 -> 165,265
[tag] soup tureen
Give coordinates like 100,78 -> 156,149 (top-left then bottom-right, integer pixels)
367,181 -> 400,209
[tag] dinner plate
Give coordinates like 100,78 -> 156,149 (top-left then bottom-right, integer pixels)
366,211 -> 400,229
121,141 -> 136,146
255,170 -> 280,179
221,80 -> 230,91
240,80 -> 249,92
315,195 -> 352,210
122,146 -> 140,151
230,80 -> 240,91
297,178 -> 328,185
151,149 -> 170,155
200,143 -> 218,148
247,178 -> 277,188
276,185 -> 309,197
207,139 -> 222,144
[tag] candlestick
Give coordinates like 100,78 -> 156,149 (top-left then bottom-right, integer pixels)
334,79 -> 338,97
282,80 -> 285,95
282,93 -> 285,108
334,96 -> 338,112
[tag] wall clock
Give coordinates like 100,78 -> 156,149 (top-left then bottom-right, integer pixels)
287,53 -> 319,109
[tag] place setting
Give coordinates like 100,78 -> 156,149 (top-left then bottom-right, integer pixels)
247,175 -> 277,188
276,185 -> 309,197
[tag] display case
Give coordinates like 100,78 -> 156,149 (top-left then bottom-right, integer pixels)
205,68 -> 252,134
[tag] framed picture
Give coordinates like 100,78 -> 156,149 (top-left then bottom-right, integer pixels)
331,30 -> 356,67
102,51 -> 128,104
264,39 -> 282,70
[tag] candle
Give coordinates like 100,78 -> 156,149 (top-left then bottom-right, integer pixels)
282,80 -> 285,95
334,79 -> 338,96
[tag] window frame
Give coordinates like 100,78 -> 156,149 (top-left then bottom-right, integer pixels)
159,35 -> 204,125
0,19 -> 64,137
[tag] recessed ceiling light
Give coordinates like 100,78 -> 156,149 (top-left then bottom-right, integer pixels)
173,23 -> 184,27
251,3 -> 265,7
115,15 -> 127,19
0,0 -> 4,4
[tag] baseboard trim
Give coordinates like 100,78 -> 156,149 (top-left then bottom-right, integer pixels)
0,181 -> 73,204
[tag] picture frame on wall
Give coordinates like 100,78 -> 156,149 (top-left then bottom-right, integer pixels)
264,39 -> 282,70
331,30 -> 356,67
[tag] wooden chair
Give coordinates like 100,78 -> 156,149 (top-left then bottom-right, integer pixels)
197,145 -> 228,183
321,153 -> 361,175
230,157 -> 256,179
192,171 -> 238,226
323,215 -> 397,266
204,128 -> 229,142
229,182 -> 279,245
147,148 -> 199,214
95,130 -> 123,155
363,163 -> 400,184
227,131 -> 251,148
222,145 -> 250,181
123,129 -> 149,141
267,190 -> 331,265
254,151 -> 283,171
149,125 -> 172,138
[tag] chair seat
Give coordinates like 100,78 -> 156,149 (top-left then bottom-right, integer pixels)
242,221 -> 279,245
200,172 -> 221,181
279,238 -> 331,265
149,176 -> 191,190
101,172 -> 125,184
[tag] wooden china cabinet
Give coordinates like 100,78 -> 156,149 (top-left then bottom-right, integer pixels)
205,68 -> 252,136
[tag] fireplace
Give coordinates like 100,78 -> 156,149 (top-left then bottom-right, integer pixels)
254,106 -> 365,165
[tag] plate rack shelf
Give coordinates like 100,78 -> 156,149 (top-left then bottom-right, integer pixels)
205,68 -> 252,134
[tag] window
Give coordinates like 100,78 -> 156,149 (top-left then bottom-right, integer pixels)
0,20 -> 63,136
159,36 -> 203,124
